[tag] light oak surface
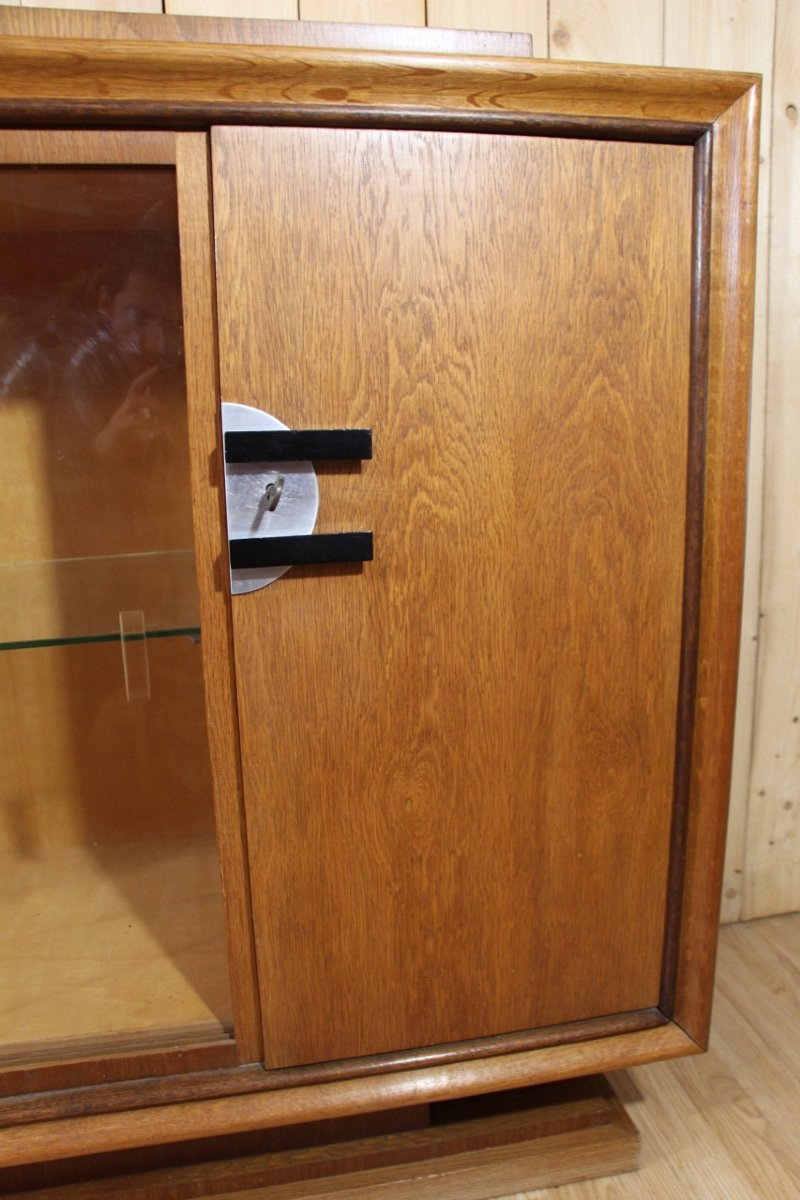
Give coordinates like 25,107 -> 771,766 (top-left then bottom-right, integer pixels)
427,2 -> 547,57
0,2 -> 758,1089
212,124 -> 693,1067
195,917 -> 798,1200
0,127 -> 176,162
19,1 -> 162,11
299,0 -> 424,25
455,0 -> 794,928
537,0 -> 778,937
745,0 -> 800,921
549,0 -> 663,66
166,1 -> 298,18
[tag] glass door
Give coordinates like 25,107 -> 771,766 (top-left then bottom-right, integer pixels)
0,137 -> 235,1068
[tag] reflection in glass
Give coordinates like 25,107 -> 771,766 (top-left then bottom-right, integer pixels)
0,169 -> 231,1062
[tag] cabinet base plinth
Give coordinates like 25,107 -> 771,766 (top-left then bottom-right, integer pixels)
4,1076 -> 640,1199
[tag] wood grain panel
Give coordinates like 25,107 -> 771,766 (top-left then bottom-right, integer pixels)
549,0 -> 664,65
744,0 -> 800,919
673,85 -> 759,1043
0,128 -> 176,163
0,1106 -> 433,1195
426,2 -> 544,58
20,1 -> 162,12
665,1 -> 778,927
299,1 -> 425,26
0,1024 -> 697,1168
0,7 -> 531,54
0,1080 -> 639,1199
212,126 -> 693,1066
166,1 -> 298,17
0,1012 -> 662,1127
0,37 -> 758,127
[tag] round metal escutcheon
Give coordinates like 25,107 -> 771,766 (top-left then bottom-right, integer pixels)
222,402 -> 319,594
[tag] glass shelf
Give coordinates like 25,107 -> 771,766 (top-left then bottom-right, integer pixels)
1,627 -> 201,652
0,547 -> 201,651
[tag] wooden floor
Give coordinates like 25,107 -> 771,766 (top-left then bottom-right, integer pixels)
500,912 -> 800,1199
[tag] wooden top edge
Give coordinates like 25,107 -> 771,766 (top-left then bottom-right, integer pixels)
0,34 -> 760,126
0,32 -> 762,88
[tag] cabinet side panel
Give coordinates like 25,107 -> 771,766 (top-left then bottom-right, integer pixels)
674,89 -> 759,1044
212,127 -> 694,1067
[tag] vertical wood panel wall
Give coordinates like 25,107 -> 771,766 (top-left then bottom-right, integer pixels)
13,0 -> 797,924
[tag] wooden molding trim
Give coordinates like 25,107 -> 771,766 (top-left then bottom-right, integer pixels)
661,129 -> 714,1013
673,85 -> 760,1046
0,1039 -> 238,1103
0,37 -> 759,128
0,1078 -> 639,1199
0,1010 -> 665,1127
0,1023 -> 698,1170
0,100 -> 711,145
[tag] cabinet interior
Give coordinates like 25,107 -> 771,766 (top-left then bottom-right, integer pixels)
0,163 -> 231,1063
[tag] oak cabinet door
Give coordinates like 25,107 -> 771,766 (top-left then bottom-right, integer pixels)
211,126 -> 694,1069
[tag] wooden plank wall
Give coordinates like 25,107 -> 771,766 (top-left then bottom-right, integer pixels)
4,0 -> 796,924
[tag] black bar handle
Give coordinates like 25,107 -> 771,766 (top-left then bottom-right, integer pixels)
225,428 -> 372,463
230,532 -> 373,570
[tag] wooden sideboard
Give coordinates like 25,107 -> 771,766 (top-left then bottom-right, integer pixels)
0,10 -> 757,1195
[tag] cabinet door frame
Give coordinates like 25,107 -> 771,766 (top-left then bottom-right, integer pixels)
0,35 -> 758,1168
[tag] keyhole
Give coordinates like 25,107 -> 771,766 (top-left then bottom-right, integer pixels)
263,476 -> 284,512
